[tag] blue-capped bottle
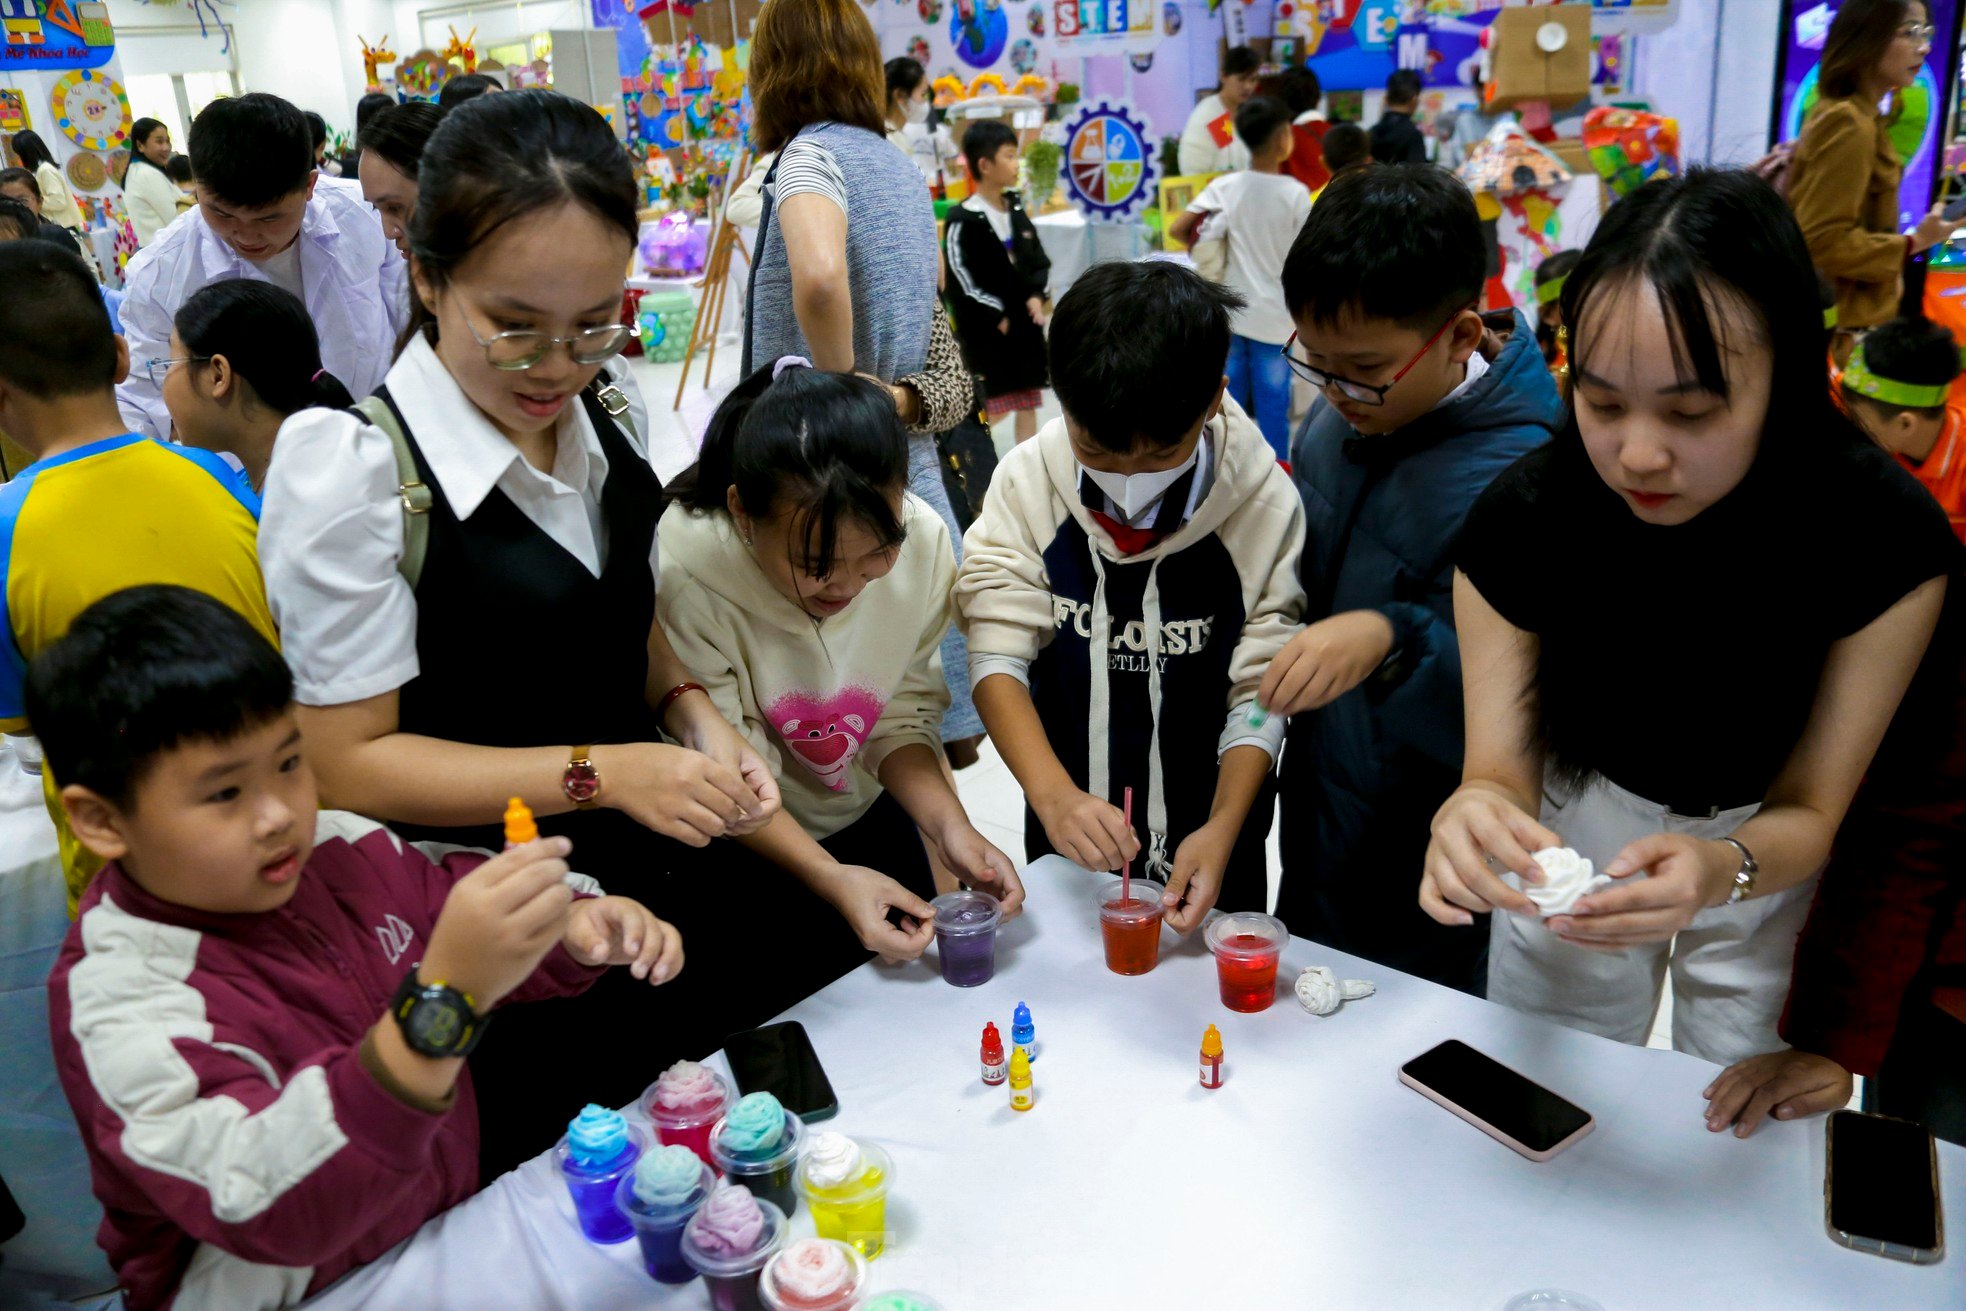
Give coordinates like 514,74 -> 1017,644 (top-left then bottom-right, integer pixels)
557,1103 -> 646,1243
1011,1000 -> 1038,1064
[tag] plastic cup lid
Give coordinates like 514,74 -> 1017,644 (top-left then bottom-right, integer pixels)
642,1067 -> 732,1126
795,1139 -> 893,1203
681,1195 -> 789,1278
1204,911 -> 1287,955
709,1106 -> 806,1173
614,1159 -> 715,1223
1097,880 -> 1164,919
929,889 -> 1001,937
760,1239 -> 869,1311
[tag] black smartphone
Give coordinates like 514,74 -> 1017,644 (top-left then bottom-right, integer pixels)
1399,1039 -> 1595,1161
722,1020 -> 839,1123
1826,1110 -> 1945,1263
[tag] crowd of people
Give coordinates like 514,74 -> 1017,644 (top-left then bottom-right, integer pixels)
2,0 -> 1964,1305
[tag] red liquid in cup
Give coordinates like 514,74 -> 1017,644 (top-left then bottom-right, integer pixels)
1100,898 -> 1163,974
656,1118 -> 720,1174
1214,934 -> 1281,1012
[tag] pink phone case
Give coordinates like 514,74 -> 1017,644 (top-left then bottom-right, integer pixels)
1398,1065 -> 1596,1162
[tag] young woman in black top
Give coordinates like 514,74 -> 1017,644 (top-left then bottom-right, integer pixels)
1424,169 -> 1957,1065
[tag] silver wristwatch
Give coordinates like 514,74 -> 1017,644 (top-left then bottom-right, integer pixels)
1720,837 -> 1758,905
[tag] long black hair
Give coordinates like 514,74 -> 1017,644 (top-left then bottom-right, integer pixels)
10,129 -> 54,173
409,90 -> 636,295
128,118 -> 171,181
173,278 -> 354,415
358,101 -> 445,179
671,362 -> 909,579
1554,167 -> 1862,485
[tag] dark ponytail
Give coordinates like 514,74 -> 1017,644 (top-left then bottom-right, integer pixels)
10,129 -> 54,174
671,362 -> 910,579
174,278 -> 355,415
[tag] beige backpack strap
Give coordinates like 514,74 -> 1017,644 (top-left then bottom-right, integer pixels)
353,394 -> 432,591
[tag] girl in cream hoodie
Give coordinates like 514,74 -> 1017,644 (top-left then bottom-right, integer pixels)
660,359 -> 1025,982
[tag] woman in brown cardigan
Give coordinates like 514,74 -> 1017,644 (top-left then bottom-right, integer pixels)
1790,0 -> 1952,339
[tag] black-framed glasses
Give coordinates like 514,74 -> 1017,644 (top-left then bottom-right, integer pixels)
460,315 -> 636,372
1279,305 -> 1469,407
144,355 -> 210,387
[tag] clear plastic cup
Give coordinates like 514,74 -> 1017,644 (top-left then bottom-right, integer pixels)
682,1194 -> 789,1311
929,889 -> 1002,987
758,1237 -> 870,1311
554,1121 -> 646,1244
795,1140 -> 894,1259
1204,911 -> 1288,1012
1097,879 -> 1164,975
709,1106 -> 807,1217
642,1067 -> 733,1173
860,1295 -> 946,1311
615,1158 -> 715,1283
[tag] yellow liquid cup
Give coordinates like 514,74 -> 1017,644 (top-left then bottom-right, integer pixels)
795,1141 -> 894,1259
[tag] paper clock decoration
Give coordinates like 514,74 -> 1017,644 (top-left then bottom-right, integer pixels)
49,68 -> 129,151
1060,100 -> 1155,221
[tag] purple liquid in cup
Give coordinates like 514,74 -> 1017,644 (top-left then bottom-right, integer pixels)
683,1190 -> 789,1311
930,889 -> 1002,987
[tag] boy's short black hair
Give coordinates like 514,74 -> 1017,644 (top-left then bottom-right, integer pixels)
1321,121 -> 1370,172
1282,165 -> 1482,331
437,73 -> 500,110
0,165 -> 39,200
1234,96 -> 1290,157
962,119 -> 1019,179
189,93 -> 314,209
1048,261 -> 1245,453
0,195 -> 37,241
23,586 -> 293,810
166,153 -> 193,185
1385,68 -> 1422,105
0,242 -> 116,397
1222,45 -> 1260,78
1276,66 -> 1322,117
1848,316 -> 1963,419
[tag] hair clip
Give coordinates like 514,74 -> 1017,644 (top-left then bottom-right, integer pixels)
772,355 -> 812,381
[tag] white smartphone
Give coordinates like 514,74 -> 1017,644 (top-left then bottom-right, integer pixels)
1399,1039 -> 1596,1162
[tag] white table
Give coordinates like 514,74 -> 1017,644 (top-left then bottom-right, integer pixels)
305,855 -> 1965,1310
1032,210 -> 1150,302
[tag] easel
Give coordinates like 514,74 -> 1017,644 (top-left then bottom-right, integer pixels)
673,145 -> 753,409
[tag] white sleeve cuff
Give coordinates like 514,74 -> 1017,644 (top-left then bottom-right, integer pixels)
1218,701 -> 1286,761
969,653 -> 1031,688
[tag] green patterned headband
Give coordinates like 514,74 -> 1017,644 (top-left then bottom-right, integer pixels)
1536,272 -> 1567,307
1844,343 -> 1950,409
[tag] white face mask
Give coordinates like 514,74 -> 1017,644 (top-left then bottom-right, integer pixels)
1081,445 -> 1200,520
906,98 -> 930,126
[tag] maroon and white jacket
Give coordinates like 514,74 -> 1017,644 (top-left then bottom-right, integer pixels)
46,811 -> 603,1311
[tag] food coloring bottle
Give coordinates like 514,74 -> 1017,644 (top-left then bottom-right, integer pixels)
1009,1046 -> 1033,1112
980,1022 -> 1006,1086
1011,1001 -> 1038,1064
1200,1024 -> 1223,1090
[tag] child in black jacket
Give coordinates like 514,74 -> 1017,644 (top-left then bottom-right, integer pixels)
945,120 -> 1051,443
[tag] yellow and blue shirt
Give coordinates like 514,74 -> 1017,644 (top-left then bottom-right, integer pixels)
0,432 -> 276,907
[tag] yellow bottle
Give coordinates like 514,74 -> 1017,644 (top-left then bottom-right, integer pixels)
1009,1045 -> 1034,1112
503,796 -> 538,848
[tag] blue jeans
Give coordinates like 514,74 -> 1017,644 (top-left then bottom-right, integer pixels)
1226,333 -> 1292,461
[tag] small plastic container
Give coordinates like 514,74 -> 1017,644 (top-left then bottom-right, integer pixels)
795,1140 -> 894,1259
758,1237 -> 870,1311
1097,879 -> 1164,975
859,1295 -> 946,1311
709,1105 -> 807,1217
930,889 -> 1002,987
642,1067 -> 733,1173
682,1195 -> 789,1311
1204,911 -> 1289,1013
555,1111 -> 646,1245
616,1158 -> 716,1283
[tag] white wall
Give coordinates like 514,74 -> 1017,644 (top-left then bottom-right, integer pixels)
1633,0 -> 1783,165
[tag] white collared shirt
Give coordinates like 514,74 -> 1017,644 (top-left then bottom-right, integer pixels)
259,334 -> 656,707
115,182 -> 408,440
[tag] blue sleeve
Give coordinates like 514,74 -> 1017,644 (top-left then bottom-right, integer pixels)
159,441 -> 262,519
1364,598 -> 1464,771
0,478 -> 31,722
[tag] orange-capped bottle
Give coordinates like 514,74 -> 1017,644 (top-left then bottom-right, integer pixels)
503,796 -> 538,849
1200,1024 -> 1224,1090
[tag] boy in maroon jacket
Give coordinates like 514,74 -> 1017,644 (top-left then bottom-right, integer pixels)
35,585 -> 683,1310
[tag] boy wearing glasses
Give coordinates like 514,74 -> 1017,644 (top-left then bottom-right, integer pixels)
957,261 -> 1305,928
1261,165 -> 1563,993
0,241 -> 276,912
117,93 -> 404,440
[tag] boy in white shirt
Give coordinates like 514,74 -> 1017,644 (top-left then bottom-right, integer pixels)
1171,98 -> 1312,462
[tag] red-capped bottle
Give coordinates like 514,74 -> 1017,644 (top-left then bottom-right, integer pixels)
981,1022 -> 1007,1086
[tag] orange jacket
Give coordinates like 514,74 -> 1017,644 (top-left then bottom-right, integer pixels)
1900,404 -> 1966,545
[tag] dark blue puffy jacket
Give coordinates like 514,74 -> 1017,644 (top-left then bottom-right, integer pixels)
1277,311 -> 1565,990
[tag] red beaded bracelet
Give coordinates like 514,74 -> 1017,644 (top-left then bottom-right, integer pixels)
656,681 -> 708,729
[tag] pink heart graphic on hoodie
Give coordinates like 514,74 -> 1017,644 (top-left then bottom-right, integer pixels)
766,687 -> 886,791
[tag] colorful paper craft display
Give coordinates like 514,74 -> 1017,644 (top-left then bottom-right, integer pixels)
1582,105 -> 1680,198
1457,124 -> 1571,199
48,68 -> 128,151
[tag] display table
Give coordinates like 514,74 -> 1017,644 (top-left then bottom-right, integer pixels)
304,855 -> 1964,1310
1032,210 -> 1147,302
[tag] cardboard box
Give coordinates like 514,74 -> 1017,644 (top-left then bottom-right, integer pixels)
1486,6 -> 1593,112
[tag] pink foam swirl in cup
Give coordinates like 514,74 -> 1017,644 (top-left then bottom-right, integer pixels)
693,1183 -> 767,1256
652,1060 -> 725,1116
775,1238 -> 853,1302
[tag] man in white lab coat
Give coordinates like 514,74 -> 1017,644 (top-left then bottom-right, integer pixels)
117,93 -> 405,440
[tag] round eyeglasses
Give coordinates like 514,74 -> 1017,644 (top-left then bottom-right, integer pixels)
460,316 -> 636,372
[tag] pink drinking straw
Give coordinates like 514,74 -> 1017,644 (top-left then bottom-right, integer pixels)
1121,786 -> 1134,904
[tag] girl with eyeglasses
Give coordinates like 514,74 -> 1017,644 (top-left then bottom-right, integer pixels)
259,91 -> 783,1176
1789,0 -> 1951,344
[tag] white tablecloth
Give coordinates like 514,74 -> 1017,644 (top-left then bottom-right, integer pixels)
305,855 -> 1965,1310
1033,210 -> 1150,302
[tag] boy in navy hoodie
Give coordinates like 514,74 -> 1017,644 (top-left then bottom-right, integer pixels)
1263,167 -> 1564,992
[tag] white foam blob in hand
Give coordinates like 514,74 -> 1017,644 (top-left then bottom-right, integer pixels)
1520,846 -> 1615,917
1295,965 -> 1376,1016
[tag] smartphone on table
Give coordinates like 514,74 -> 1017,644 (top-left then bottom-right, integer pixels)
723,1020 -> 840,1123
1399,1039 -> 1595,1162
1826,1109 -> 1945,1263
